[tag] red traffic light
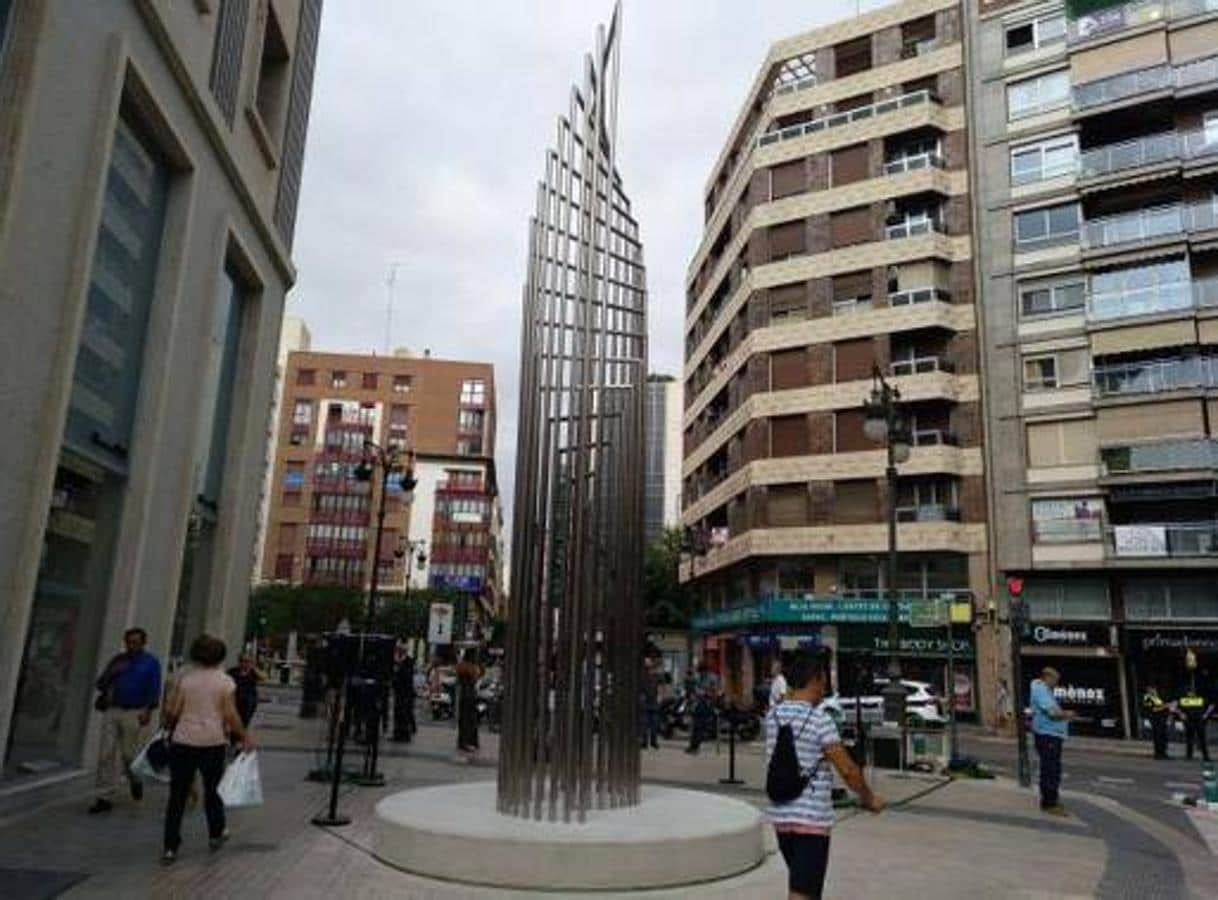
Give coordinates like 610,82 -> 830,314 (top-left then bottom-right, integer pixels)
1007,576 -> 1024,597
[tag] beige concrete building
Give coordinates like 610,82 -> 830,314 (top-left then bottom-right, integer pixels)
0,0 -> 322,795
966,0 -> 1218,738
260,350 -> 503,628
681,0 -> 990,716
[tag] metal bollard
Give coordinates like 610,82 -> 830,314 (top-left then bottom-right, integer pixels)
719,708 -> 745,786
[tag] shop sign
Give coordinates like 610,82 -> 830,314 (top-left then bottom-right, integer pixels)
1113,525 -> 1167,557
428,603 -> 454,644
837,625 -> 976,660
430,574 -> 484,593
1021,657 -> 1123,736
692,596 -> 976,632
1135,631 -> 1218,653
1026,623 -> 1112,648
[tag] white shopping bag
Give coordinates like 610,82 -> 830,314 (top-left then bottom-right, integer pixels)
217,751 -> 263,808
130,730 -> 172,783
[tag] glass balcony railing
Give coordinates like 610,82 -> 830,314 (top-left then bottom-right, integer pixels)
888,286 -> 951,307
895,504 -> 961,523
1175,54 -> 1218,89
889,355 -> 954,377
911,428 -> 958,447
1087,277 -> 1192,321
883,152 -> 946,175
1108,522 -> 1218,558
1080,132 -> 1179,179
756,90 -> 935,149
1093,356 -> 1217,396
1101,438 -> 1218,474
885,217 -> 943,240
1083,203 -> 1185,249
1073,64 -> 1171,111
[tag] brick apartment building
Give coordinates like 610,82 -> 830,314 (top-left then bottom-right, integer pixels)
259,350 -> 503,627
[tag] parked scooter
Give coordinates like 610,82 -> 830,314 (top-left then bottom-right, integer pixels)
477,677 -> 503,733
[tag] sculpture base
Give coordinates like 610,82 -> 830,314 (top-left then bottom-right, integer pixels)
373,781 -> 773,893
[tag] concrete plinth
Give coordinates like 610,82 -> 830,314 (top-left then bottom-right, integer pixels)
373,782 -> 769,892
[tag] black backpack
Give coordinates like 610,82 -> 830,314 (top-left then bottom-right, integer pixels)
766,707 -> 820,804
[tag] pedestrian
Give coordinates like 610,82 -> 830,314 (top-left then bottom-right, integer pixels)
392,651 -> 417,743
1030,667 -> 1075,816
88,627 -> 162,814
684,660 -> 721,755
160,634 -> 255,865
1142,684 -> 1170,760
767,649 -> 884,900
769,658 -> 789,711
639,657 -> 660,750
226,654 -> 262,730
455,650 -> 482,754
1177,684 -> 1212,762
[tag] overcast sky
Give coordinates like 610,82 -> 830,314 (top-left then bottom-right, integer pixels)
290,0 -> 887,535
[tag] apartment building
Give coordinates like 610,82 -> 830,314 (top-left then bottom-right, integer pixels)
681,0 -> 989,715
0,1 -> 321,793
644,374 -> 683,546
966,0 -> 1218,737
261,350 -> 502,629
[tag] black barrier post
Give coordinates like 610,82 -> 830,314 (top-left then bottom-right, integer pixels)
312,672 -> 353,827
719,708 -> 745,786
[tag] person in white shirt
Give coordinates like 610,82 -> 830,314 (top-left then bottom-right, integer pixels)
769,659 -> 788,710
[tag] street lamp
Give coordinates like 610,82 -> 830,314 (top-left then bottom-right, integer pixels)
862,365 -> 911,727
354,441 -> 417,630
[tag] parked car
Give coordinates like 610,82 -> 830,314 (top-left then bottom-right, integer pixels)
823,679 -> 946,727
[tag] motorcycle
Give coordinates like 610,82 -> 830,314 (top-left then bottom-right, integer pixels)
476,678 -> 503,733
658,693 -> 690,739
430,680 -> 455,720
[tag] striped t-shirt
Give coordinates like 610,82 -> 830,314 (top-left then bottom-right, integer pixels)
764,700 -> 840,832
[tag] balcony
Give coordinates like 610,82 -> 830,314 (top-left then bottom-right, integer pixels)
1109,521 -> 1218,558
885,216 -> 944,240
1175,54 -> 1218,91
1088,275 -> 1218,322
889,355 -> 955,377
756,90 -> 936,149
911,427 -> 959,447
1079,132 -> 1179,180
1101,438 -> 1218,475
883,151 -> 946,176
1082,203 -> 1184,250
1073,64 -> 1171,111
309,508 -> 371,526
895,504 -> 961,523
888,286 -> 951,307
1067,0 -> 1168,45
304,538 -> 367,558
1093,356 -> 1218,397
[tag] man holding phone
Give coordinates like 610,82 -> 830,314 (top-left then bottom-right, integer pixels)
1030,666 -> 1075,817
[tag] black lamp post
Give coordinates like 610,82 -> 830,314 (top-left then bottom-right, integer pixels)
862,365 -> 912,727
354,441 -> 417,630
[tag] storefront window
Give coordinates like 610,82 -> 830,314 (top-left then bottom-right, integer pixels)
1024,577 -> 1110,620
839,557 -> 881,596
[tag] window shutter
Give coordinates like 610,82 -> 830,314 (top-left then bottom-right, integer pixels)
831,206 -> 872,248
770,415 -> 809,457
770,282 -> 807,319
834,337 -> 874,382
830,144 -> 869,186
770,160 -> 806,199
769,220 -> 807,259
833,270 -> 873,301
834,479 -> 879,524
274,0 -> 324,245
209,0 -> 250,125
767,485 -> 808,527
771,349 -> 808,390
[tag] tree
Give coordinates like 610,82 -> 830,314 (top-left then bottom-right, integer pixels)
245,584 -> 468,643
642,526 -> 692,629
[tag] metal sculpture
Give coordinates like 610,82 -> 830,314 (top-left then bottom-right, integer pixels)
497,2 -> 648,823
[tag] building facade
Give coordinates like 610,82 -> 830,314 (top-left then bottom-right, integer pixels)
260,350 -> 501,631
252,314 -> 312,583
644,374 -> 683,545
966,0 -> 1218,737
681,0 -> 990,717
0,0 -> 322,789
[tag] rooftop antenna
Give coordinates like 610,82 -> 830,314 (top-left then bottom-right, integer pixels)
385,261 -> 406,355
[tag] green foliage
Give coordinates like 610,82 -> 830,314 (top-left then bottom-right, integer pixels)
643,527 -> 693,628
246,584 -> 466,640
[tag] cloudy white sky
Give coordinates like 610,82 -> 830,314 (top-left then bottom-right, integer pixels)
290,0 -> 889,532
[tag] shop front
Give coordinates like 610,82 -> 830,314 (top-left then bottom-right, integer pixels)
836,624 -> 977,719
1020,622 -> 1125,738
1123,627 -> 1218,737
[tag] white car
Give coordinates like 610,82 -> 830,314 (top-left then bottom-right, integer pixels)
823,679 -> 946,727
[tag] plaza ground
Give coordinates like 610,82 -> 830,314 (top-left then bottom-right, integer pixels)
2,689 -> 1217,898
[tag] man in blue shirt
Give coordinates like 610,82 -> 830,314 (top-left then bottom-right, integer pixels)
1029,666 -> 1075,817
88,627 -> 162,814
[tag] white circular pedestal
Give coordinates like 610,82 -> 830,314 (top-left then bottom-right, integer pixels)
374,781 -> 769,892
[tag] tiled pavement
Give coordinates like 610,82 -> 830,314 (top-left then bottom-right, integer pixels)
2,694 -> 1217,898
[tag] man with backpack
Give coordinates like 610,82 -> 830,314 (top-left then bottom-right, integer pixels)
766,649 -> 884,899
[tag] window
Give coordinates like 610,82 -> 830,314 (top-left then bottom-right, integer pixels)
293,400 -> 313,425
458,408 -> 485,433
460,379 -> 486,406
253,4 -> 291,145
770,160 -> 806,200
830,206 -> 872,248
296,368 -> 315,386
1125,577 -> 1218,620
1026,418 -> 1098,467
208,0 -> 250,125
834,35 -> 872,78
1007,70 -> 1070,121
1090,258 -> 1190,321
1023,355 -> 1059,391
830,144 -> 869,187
457,437 -> 483,456
361,372 -> 378,390
1024,577 -> 1110,620
901,15 -> 937,59
1005,13 -> 1066,56
1010,135 -> 1077,186
1031,498 -> 1104,543
192,261 -> 246,506
769,220 -> 806,259
770,283 -> 807,323
393,374 -> 413,394
1020,279 -> 1085,316
274,554 -> 294,580
331,370 -> 347,388
389,404 -> 408,428
1014,202 -> 1079,249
